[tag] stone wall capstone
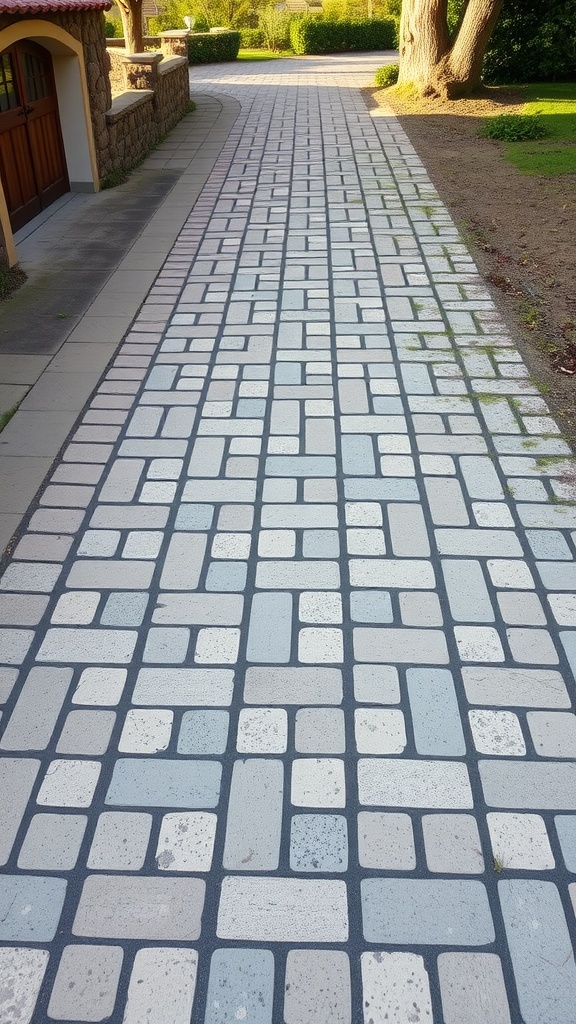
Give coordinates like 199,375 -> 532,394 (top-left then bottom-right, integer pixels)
101,55 -> 189,177
106,45 -> 126,96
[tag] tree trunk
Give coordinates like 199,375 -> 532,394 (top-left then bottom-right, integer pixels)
117,0 -> 144,54
398,0 -> 505,98
398,0 -> 450,92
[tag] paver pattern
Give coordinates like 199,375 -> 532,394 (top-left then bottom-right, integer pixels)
1,53 -> 576,1023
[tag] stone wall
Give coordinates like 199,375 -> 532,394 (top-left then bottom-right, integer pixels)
106,53 -> 190,179
104,90 -> 157,175
0,11 -> 112,165
99,55 -> 189,177
106,33 -> 188,99
156,57 -> 190,136
0,11 -> 190,184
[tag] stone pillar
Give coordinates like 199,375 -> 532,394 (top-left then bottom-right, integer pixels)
121,52 -> 163,91
159,31 -> 190,58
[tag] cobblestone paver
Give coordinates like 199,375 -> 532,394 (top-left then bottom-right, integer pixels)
1,53 -> 576,1023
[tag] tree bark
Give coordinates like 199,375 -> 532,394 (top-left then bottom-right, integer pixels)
116,0 -> 144,54
398,0 -> 505,98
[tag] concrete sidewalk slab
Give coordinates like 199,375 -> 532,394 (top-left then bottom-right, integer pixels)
0,93 -> 240,551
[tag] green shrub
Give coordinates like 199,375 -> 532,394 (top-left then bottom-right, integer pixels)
321,0 -> 399,20
383,0 -> 401,16
320,0 -> 350,19
426,0 -> 575,85
258,7 -> 293,51
481,113 -> 548,142
149,0 -> 202,32
447,0 -> 466,36
240,27 -> 265,47
374,62 -> 398,87
187,31 -> 241,63
290,16 -> 397,55
104,19 -> 117,37
483,0 -> 576,84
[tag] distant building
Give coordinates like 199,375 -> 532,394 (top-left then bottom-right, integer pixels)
278,0 -> 323,11
108,1 -> 165,30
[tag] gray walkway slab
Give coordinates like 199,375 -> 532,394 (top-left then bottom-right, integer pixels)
0,52 -> 575,1024
0,93 -> 239,553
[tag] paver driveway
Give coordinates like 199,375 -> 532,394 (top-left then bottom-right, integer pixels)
1,52 -> 576,1024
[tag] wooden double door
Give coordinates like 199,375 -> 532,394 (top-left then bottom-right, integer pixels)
0,40 -> 69,231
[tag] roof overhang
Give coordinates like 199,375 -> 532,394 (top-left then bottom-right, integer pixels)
0,0 -> 111,14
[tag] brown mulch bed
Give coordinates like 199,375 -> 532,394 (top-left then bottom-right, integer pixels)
364,85 -> 576,441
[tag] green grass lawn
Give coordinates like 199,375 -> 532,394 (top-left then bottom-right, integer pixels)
506,82 -> 576,175
238,49 -> 292,61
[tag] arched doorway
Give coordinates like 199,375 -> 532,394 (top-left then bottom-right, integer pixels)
0,39 -> 69,231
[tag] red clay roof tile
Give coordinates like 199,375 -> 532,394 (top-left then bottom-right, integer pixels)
0,0 -> 111,13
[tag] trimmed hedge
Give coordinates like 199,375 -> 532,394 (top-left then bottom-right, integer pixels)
187,31 -> 241,64
240,28 -> 265,48
483,0 -> 576,84
290,17 -> 397,55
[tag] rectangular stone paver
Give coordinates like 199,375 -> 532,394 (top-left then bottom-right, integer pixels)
358,759 -> 473,808
499,881 -> 576,1024
18,813 -> 87,870
0,875 -> 67,941
0,667 -> 71,750
361,952 -> 432,1024
0,948 -> 49,1024
1,52 -> 576,1024
87,811 -> 152,870
354,626 -> 449,664
0,758 -> 40,865
37,628 -> 137,664
133,668 -> 234,705
48,945 -> 123,1022
437,953 -> 511,1024
106,758 -> 222,807
244,666 -> 342,704
246,592 -> 292,662
73,876 -> 205,939
480,761 -> 576,809
205,950 -> 274,1024
284,950 -> 351,1024
223,759 -> 283,870
361,878 -> 494,945
462,666 -> 571,707
217,877 -> 348,941
123,948 -> 198,1024
406,668 -> 465,755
